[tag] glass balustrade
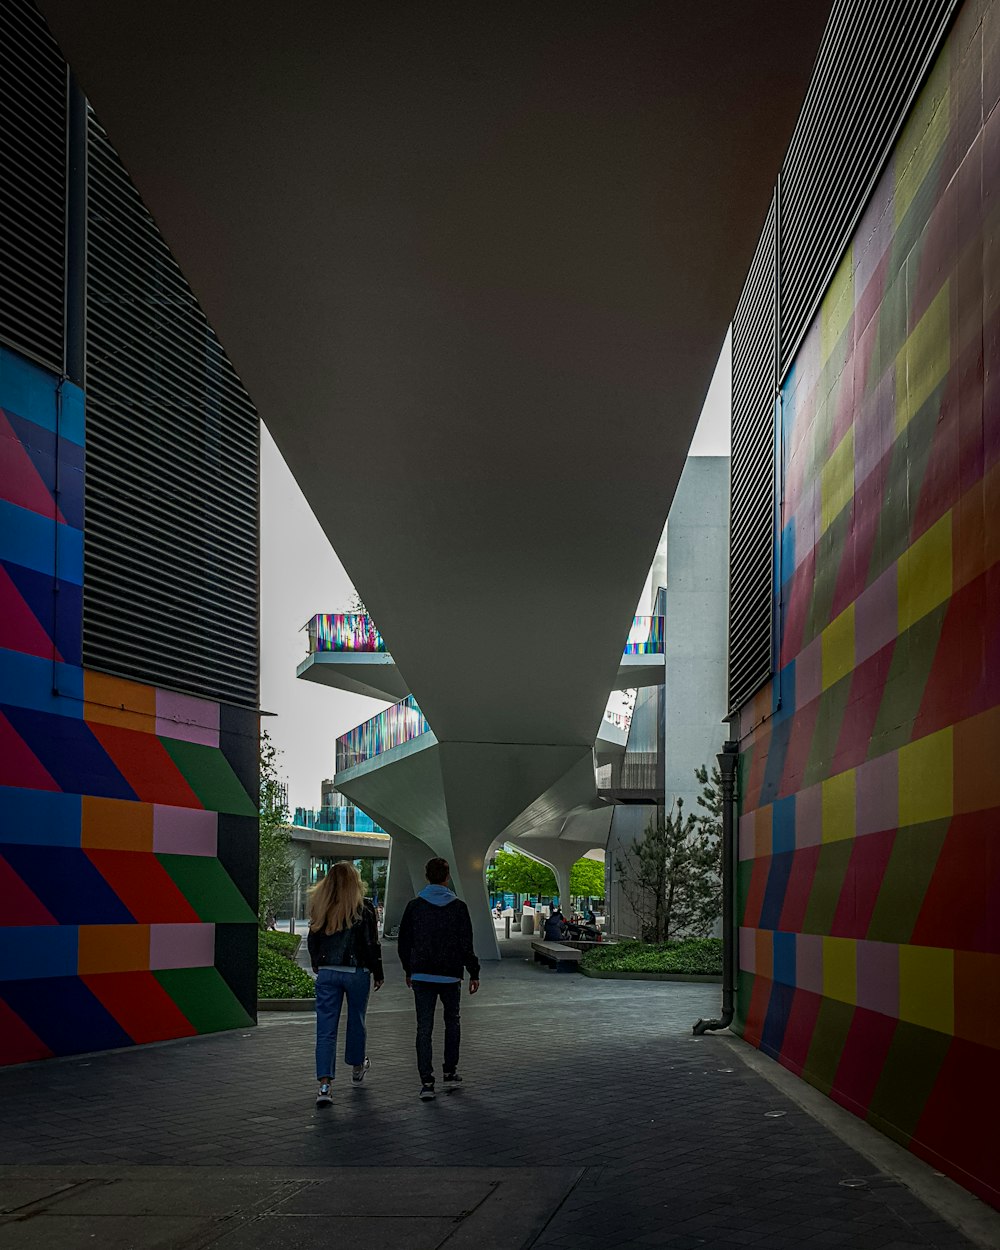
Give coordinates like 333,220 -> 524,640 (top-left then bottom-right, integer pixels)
336,694 -> 429,771
292,805 -> 386,834
623,614 -> 664,654
305,613 -> 387,653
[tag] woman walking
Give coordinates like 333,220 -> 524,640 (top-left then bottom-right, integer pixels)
307,862 -> 383,1106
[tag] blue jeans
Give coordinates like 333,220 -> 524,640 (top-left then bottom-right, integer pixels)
315,968 -> 371,1079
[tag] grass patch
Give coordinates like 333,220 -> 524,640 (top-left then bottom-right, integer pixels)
258,934 -> 314,999
580,938 -> 722,975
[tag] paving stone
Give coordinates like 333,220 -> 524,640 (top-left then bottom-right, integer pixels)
0,946 -> 978,1250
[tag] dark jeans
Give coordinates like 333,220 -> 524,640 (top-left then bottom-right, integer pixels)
412,980 -> 461,1083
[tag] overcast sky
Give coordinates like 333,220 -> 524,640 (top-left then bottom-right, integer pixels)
261,330 -> 732,808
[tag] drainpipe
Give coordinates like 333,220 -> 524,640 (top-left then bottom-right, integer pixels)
693,739 -> 739,1035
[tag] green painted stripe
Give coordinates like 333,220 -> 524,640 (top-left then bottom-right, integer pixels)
867,1020 -> 952,1144
868,605 -> 947,758
866,817 -> 949,944
155,966 -> 253,1034
802,997 -> 856,1096
158,853 -> 257,923
802,840 -> 854,936
159,737 -> 257,816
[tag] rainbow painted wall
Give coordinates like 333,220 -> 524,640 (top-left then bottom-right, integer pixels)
0,346 -> 259,1065
735,2 -> 999,1208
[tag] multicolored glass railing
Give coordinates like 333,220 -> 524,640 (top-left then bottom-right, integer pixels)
336,694 -> 430,772
306,613 -> 387,653
292,805 -> 386,834
623,615 -> 664,655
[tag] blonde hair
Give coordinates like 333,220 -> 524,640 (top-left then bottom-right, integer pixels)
308,861 -> 365,934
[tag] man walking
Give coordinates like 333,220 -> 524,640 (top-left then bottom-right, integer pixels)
397,857 -> 480,1101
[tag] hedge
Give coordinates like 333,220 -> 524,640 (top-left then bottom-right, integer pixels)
258,935 -> 314,999
580,938 -> 722,976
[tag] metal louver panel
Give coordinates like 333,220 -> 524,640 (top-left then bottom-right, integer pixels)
728,195 -> 777,715
85,108 -> 260,708
779,0 -> 957,374
0,0 -> 66,370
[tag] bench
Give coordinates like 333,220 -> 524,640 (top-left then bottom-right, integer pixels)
531,941 -> 583,972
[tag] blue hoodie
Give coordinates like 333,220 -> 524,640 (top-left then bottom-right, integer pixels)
410,884 -> 461,982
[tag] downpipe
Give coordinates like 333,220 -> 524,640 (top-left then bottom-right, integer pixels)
693,739 -> 739,1035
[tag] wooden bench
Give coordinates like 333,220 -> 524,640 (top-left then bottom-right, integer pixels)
531,941 -> 582,972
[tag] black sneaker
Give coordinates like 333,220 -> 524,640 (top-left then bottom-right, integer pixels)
442,1071 -> 463,1086
419,1083 -> 436,1101
315,1081 -> 333,1107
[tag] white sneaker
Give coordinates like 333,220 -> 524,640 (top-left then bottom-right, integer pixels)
352,1058 -> 371,1085
315,1081 -> 333,1106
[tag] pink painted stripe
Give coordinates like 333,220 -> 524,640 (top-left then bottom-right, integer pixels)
155,689 -> 220,747
153,805 -> 218,856
739,926 -> 756,974
149,923 -> 216,970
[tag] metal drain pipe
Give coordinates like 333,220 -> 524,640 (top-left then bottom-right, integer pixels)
693,739 -> 739,1035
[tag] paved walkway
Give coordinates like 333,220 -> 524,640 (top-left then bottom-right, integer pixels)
0,945 -> 983,1249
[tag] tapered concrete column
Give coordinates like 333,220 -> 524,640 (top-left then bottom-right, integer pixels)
510,837 -> 597,920
439,829 -> 500,963
383,828 -> 436,934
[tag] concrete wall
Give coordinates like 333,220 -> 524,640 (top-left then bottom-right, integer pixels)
606,456 -> 730,937
663,457 -> 730,815
735,1 -> 999,1208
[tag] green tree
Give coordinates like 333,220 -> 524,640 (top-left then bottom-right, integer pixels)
614,768 -> 721,942
487,848 -> 605,903
693,763 -> 723,931
487,848 -> 555,896
569,856 -> 606,899
258,729 -> 292,928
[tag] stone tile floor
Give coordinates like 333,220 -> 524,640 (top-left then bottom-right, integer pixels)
0,945 -> 981,1249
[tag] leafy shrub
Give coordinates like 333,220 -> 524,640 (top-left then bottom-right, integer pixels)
261,929 -> 302,959
581,937 -> 722,975
258,939 -> 315,999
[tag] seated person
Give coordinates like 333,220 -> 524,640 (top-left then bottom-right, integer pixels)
543,908 -> 568,942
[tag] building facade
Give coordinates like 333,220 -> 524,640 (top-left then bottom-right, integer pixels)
0,0 -> 259,1065
728,0 -> 997,1207
605,456 -> 730,936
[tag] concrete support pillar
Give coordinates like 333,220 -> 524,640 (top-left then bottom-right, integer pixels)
382,827 -> 436,934
441,829 -> 500,963
510,837 -> 594,921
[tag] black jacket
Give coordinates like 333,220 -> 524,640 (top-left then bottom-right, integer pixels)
308,899 -> 383,981
397,896 -> 480,981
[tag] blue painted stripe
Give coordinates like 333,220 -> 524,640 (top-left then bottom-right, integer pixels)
0,650 -> 83,716
0,350 -> 85,446
0,787 -> 81,847
1,845 -> 136,924
0,499 -> 83,583
0,926 -> 78,980
0,977 -> 133,1054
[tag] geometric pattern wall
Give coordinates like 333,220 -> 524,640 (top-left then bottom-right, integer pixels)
0,344 -> 260,1066
735,0 -> 1000,1209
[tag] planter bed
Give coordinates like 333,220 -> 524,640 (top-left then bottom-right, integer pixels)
579,968 -> 721,983
258,998 -> 316,1011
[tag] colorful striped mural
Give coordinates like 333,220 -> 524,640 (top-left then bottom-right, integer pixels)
735,1 -> 999,1208
0,345 -> 259,1065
